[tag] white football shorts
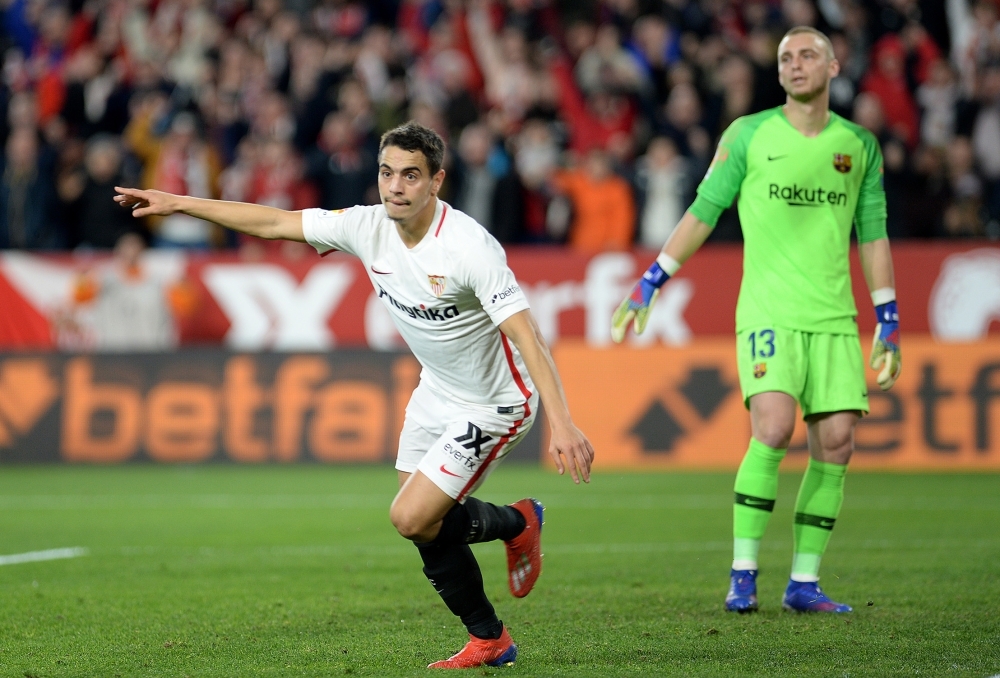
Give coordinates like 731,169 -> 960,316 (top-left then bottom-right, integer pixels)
396,381 -> 538,502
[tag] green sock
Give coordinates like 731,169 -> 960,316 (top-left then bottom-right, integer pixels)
732,438 -> 786,570
791,458 -> 848,582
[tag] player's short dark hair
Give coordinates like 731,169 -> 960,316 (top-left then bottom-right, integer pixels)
379,122 -> 445,176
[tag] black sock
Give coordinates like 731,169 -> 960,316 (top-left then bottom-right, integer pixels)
433,498 -> 526,546
416,541 -> 503,640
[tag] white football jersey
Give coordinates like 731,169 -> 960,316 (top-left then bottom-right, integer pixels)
302,200 -> 535,409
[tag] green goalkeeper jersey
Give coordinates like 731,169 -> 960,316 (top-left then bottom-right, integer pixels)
689,107 -> 887,336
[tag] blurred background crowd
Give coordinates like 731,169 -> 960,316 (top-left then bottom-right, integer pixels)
0,0 -> 998,258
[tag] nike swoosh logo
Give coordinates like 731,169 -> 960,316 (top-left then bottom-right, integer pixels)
371,267 -> 392,275
767,154 -> 788,161
744,498 -> 771,506
439,465 -> 461,478
820,519 -> 835,528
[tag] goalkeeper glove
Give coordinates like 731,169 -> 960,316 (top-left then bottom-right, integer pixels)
870,299 -> 901,390
611,255 -> 675,343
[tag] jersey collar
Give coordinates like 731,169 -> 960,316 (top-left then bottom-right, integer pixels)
398,198 -> 445,253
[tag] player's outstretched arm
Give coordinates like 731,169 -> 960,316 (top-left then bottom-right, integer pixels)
114,187 -> 306,242
499,310 -> 595,484
859,237 -> 901,390
611,211 -> 713,343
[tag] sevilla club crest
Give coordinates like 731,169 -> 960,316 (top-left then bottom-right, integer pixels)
833,153 -> 852,173
428,275 -> 446,297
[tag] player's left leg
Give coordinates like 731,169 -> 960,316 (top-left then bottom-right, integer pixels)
784,332 -> 868,613
392,409 -> 542,597
417,536 -> 517,669
783,411 -> 858,612
396,483 -> 543,599
391,472 -> 518,666
391,389 -> 537,667
391,471 -> 527,547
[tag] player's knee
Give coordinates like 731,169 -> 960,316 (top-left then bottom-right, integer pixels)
389,503 -> 429,541
750,392 -> 798,447
821,436 -> 854,464
754,421 -> 795,449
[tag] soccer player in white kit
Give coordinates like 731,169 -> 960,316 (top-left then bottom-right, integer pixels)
115,122 -> 595,669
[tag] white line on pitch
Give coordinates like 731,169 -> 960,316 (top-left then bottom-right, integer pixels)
0,547 -> 89,566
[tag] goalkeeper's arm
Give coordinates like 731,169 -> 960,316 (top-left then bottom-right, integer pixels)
611,210 -> 713,343
859,237 -> 901,390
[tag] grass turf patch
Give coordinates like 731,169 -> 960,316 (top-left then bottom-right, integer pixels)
0,465 -> 997,677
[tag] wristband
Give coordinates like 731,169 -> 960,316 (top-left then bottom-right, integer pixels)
656,252 -> 682,276
642,253 -> 682,289
871,287 -> 896,306
643,261 -> 670,288
874,299 -> 898,324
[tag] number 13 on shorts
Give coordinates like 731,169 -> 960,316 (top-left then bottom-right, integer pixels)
748,329 -> 776,361
737,328 -> 784,405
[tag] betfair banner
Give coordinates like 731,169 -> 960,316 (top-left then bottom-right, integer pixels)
0,351 -> 544,464
551,338 -> 1000,470
1,340 -> 997,467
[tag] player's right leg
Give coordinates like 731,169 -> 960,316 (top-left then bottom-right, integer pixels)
730,328 -> 805,612
727,393 -> 797,612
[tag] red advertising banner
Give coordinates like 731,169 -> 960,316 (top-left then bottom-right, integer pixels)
0,242 -> 997,350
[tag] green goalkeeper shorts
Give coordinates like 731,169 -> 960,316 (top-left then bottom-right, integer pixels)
736,326 -> 869,418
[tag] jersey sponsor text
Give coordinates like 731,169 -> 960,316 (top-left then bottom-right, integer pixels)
492,285 -> 521,304
768,183 -> 848,207
442,440 -> 481,471
377,286 -> 460,321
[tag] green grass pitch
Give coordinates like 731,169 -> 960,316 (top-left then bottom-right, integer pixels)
0,465 -> 998,677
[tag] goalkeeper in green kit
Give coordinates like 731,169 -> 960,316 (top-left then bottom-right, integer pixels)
612,26 -> 901,613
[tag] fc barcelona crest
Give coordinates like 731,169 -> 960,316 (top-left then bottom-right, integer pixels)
753,363 -> 767,379
428,275 -> 446,297
833,153 -> 852,173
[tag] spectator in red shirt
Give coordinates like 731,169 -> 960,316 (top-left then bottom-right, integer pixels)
861,35 -> 920,147
548,50 -> 637,154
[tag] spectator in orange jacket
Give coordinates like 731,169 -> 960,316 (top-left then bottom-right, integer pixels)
124,93 -> 223,247
551,147 -> 635,252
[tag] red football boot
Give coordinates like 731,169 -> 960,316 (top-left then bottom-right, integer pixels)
504,498 -> 544,598
427,626 -> 518,669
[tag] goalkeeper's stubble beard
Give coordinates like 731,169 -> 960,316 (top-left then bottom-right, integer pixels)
785,78 -> 830,106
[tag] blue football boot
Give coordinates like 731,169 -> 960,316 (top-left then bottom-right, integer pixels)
782,580 -> 852,613
725,569 -> 759,613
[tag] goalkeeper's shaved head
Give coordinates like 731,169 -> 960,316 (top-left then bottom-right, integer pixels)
779,26 -> 835,61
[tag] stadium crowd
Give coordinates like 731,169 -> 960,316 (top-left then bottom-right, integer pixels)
0,0 -> 997,254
